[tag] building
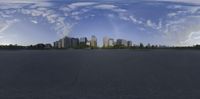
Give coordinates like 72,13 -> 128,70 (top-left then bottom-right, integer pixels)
108,38 -> 114,47
127,41 -> 132,47
54,36 -> 72,49
58,39 -> 62,48
103,37 -> 115,48
122,39 -> 128,47
63,36 -> 71,48
71,38 -> 79,48
53,41 -> 59,48
90,35 -> 97,48
45,44 -> 52,49
61,38 -> 65,48
86,41 -> 91,46
103,36 -> 109,48
116,39 -> 123,46
116,39 -> 127,47
79,37 -> 87,46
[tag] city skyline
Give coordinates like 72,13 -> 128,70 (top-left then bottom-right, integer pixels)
53,35 -> 133,48
1,0 -> 200,46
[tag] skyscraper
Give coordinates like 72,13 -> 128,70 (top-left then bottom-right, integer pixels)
103,36 -> 109,48
127,41 -> 132,47
90,35 -> 97,48
116,39 -> 123,46
122,39 -> 128,47
71,38 -> 79,48
63,36 -> 71,48
58,39 -> 62,48
61,38 -> 65,48
80,37 -> 87,46
108,38 -> 114,47
53,41 -> 59,48
86,40 -> 91,47
116,39 -> 127,47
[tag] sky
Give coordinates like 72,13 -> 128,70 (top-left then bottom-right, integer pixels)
1,0 -> 200,46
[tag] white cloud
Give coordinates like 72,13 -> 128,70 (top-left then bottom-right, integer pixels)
167,12 -> 177,17
145,19 -> 163,30
0,19 -> 19,33
129,16 -> 143,24
20,5 -> 73,37
182,31 -> 200,45
146,20 -> 154,27
119,14 -> 143,24
67,2 -> 97,11
71,11 -> 82,16
60,2 -> 128,22
54,21 -> 73,37
167,5 -> 183,9
113,8 -> 127,13
0,3 -> 27,9
94,4 -> 117,10
0,0 -> 52,3
0,1 -> 73,37
161,15 -> 200,46
0,23 -> 10,33
69,2 -> 97,7
119,14 -> 129,21
94,4 -> 127,13
29,2 -> 54,8
60,2 -> 97,21
155,0 -> 200,4
60,7 -> 71,12
159,4 -> 200,45
167,5 -> 200,18
31,20 -> 38,24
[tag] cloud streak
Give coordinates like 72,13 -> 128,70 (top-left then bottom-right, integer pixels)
0,1 -> 74,37
155,0 -> 200,4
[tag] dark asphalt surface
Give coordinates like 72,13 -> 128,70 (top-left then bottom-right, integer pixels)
0,49 -> 200,99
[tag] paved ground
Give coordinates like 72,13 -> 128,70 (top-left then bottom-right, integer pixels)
0,49 -> 200,99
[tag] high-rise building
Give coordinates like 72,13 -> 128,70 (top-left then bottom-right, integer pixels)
122,39 -> 128,47
58,39 -> 62,48
103,36 -> 109,48
116,39 -> 123,46
61,38 -> 65,48
116,39 -> 127,46
127,41 -> 132,47
54,36 -> 79,49
71,38 -> 79,48
108,38 -> 114,47
53,41 -> 59,48
62,36 -> 71,48
90,35 -> 97,48
80,37 -> 87,46
86,40 -> 91,47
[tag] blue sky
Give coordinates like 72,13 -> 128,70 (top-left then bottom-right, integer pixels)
1,0 -> 200,46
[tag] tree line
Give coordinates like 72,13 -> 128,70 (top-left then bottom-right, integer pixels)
1,43 -> 200,50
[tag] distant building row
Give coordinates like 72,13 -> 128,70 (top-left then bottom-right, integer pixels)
54,35 -> 133,48
53,35 -> 97,49
103,36 -> 132,48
